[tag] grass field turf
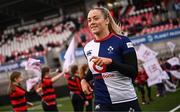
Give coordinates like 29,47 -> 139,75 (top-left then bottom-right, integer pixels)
0,87 -> 180,112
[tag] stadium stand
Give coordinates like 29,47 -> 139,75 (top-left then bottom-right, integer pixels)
0,19 -> 75,64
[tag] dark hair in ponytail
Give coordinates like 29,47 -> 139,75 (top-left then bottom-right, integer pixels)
41,67 -> 50,81
8,71 -> 21,93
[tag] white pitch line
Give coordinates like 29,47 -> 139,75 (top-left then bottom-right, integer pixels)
169,105 -> 180,112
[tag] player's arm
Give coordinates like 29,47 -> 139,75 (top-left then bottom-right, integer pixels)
81,69 -> 93,95
91,53 -> 137,79
84,69 -> 93,81
107,50 -> 138,79
82,47 -> 94,94
35,84 -> 42,94
36,87 -> 42,93
107,36 -> 138,79
51,71 -> 65,82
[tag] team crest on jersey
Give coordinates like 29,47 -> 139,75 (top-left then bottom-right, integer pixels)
107,46 -> 114,54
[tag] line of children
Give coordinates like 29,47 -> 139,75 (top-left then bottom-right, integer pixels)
9,66 -> 65,112
8,64 -> 93,112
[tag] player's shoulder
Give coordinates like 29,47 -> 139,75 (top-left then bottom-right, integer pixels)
84,40 -> 94,50
113,33 -> 130,41
113,34 -> 134,49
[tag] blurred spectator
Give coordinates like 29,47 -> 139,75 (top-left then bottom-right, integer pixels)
135,66 -> 152,104
156,58 -> 167,97
97,0 -> 106,7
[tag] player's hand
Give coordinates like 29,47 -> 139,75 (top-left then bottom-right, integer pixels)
55,68 -> 62,73
63,68 -> 69,73
84,100 -> 89,106
81,79 -> 93,95
90,56 -> 112,67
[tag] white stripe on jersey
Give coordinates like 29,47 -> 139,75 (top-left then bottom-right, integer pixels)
102,71 -> 137,104
84,40 -> 101,74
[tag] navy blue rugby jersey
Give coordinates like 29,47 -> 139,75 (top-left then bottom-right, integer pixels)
84,33 -> 137,104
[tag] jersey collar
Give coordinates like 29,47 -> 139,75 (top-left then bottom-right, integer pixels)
94,32 -> 114,42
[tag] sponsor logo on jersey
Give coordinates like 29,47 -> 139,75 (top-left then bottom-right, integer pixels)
86,50 -> 92,56
93,64 -> 106,73
95,73 -> 115,80
126,42 -> 133,48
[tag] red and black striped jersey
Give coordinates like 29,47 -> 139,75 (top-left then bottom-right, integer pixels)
9,85 -> 27,112
41,77 -> 57,106
66,74 -> 83,95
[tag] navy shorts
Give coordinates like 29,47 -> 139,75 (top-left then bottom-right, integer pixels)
95,99 -> 141,112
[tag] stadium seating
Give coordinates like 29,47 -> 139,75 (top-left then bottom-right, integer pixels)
0,0 -> 179,65
0,21 -> 74,64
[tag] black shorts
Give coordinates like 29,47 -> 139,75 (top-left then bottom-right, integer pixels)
95,99 -> 141,112
42,101 -> 58,112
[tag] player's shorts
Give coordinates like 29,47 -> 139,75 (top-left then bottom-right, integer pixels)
95,99 -> 141,112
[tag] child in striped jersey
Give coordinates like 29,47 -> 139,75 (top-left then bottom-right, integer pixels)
36,66 -> 64,111
9,71 -> 33,112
